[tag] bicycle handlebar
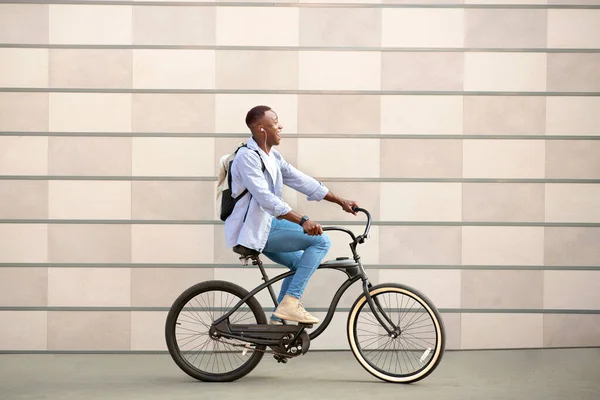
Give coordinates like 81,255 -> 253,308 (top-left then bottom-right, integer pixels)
322,206 -> 372,245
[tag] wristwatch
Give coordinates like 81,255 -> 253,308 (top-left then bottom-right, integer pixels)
299,215 -> 309,226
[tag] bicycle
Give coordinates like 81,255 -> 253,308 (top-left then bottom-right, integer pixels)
165,207 -> 445,383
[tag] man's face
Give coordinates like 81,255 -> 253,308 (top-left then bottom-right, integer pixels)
258,110 -> 283,147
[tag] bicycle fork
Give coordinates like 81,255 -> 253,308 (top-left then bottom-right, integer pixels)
361,279 -> 400,338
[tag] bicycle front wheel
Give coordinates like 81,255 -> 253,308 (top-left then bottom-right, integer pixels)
347,283 -> 445,383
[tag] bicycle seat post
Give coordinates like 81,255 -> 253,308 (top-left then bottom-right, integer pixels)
251,255 -> 281,317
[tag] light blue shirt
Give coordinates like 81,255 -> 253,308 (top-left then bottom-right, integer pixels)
224,137 -> 329,251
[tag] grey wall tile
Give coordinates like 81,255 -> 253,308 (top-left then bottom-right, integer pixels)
0,181 -> 48,219
547,53 -> 600,92
544,315 -> 600,347
0,311 -> 47,350
463,96 -> 546,135
49,224 -> 131,263
132,181 -> 215,220
0,268 -> 48,306
50,49 -> 132,89
545,227 -> 600,266
49,137 -> 132,176
300,8 -> 381,47
546,141 -> 600,179
132,94 -> 215,133
465,9 -> 547,48
379,226 -> 462,265
382,52 -> 463,91
441,313 -> 461,350
462,270 -> 543,309
0,4 -> 48,44
133,6 -> 215,45
463,183 -> 545,222
47,311 -> 130,350
298,95 -> 380,134
380,139 -> 462,178
0,93 -> 48,132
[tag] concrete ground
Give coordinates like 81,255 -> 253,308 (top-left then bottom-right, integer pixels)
1,349 -> 599,400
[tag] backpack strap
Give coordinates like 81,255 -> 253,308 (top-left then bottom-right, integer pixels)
228,145 -> 266,200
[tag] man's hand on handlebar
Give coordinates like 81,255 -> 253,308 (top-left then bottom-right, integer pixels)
302,219 -> 323,236
341,199 -> 359,215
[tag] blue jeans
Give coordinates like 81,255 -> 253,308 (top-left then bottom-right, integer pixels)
262,218 -> 331,321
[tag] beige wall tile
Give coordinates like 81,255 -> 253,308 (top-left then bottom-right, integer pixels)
297,138 -> 380,178
49,137 -> 132,176
544,314 -> 600,347
217,7 -> 298,46
382,9 -> 464,47
546,141 -> 600,179
0,268 -> 48,306
381,183 -> 462,221
50,49 -> 132,89
462,270 -> 543,309
132,181 -> 215,220
381,96 -> 463,135
0,137 -> 48,175
441,313 -> 461,350
0,181 -> 48,219
131,311 -> 168,351
464,53 -> 547,92
132,225 -> 214,263
0,93 -> 48,132
548,10 -> 600,48
298,95 -> 381,134
0,49 -> 48,88
215,94 -> 298,134
47,311 -> 130,350
296,182 -> 380,221
566,63 -> 599,106
308,311 -> 349,350
465,9 -> 547,48
463,140 -> 545,179
546,184 -> 600,223
214,225 -> 243,264
544,271 -> 600,310
462,314 -> 543,349
49,5 -> 132,45
49,224 -> 131,263
382,52 -> 463,91
463,183 -> 545,222
464,96 -> 546,135
545,227 -> 600,266
0,311 -> 47,351
467,0 -> 545,3
216,50 -> 297,90
380,139 -> 463,178
548,53 -> 600,92
546,97 -> 600,136
303,267 -> 376,309
463,227 -> 544,265
379,226 -> 462,265
133,50 -> 215,89
327,225 -> 380,264
214,137 -> 298,173
299,52 -> 381,91
300,8 -> 381,47
379,269 -> 461,308
132,137 -> 215,176
0,224 -> 48,263
134,6 -> 215,45
131,268 -> 214,307
132,94 -> 214,133
50,93 -> 131,132
0,4 -> 48,44
48,268 -> 131,306
48,181 -> 131,219
214,267 -> 278,306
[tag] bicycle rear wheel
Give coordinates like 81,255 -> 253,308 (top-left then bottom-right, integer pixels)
165,280 -> 267,382
347,283 -> 445,383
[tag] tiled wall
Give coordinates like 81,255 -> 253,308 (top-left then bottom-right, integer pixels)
1,1 -> 599,352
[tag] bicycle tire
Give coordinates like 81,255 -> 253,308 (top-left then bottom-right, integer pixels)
347,283 -> 445,383
165,280 -> 267,382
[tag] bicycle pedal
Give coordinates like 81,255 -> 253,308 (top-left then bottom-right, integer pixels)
273,355 -> 288,364
298,323 -> 313,329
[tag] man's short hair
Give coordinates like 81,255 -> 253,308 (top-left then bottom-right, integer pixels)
245,105 -> 272,129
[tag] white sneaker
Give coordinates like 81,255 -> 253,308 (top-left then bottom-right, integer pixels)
273,295 -> 319,325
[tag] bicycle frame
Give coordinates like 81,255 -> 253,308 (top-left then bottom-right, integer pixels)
213,208 -> 398,340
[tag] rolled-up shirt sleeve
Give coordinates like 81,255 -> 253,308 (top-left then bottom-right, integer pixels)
235,151 -> 292,217
279,156 -> 329,201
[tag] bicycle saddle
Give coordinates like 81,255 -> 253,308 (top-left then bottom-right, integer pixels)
232,245 -> 260,258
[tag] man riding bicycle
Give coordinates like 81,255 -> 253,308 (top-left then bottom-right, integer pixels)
224,105 -> 359,325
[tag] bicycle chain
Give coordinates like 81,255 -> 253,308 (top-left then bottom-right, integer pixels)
213,337 -> 296,358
